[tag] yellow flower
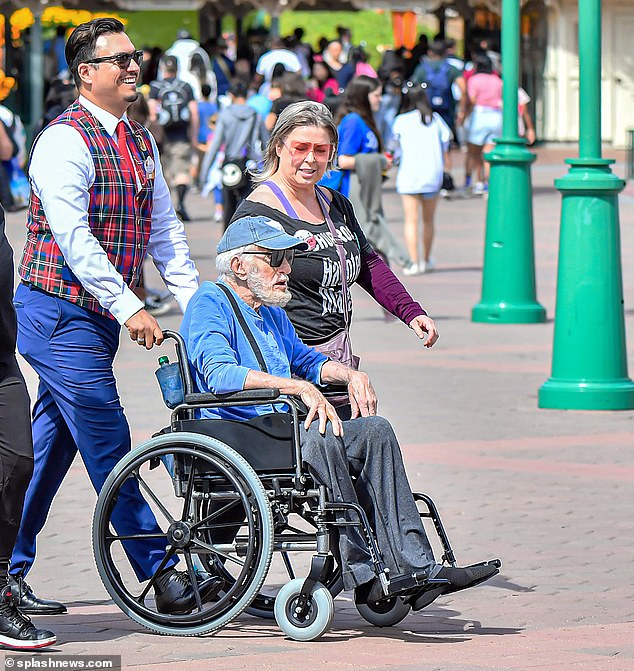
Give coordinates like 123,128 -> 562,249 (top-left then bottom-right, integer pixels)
0,69 -> 16,102
2,7 -> 127,42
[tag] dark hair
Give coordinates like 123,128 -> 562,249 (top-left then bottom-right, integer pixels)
335,75 -> 383,151
399,83 -> 433,125
271,62 -> 287,81
163,55 -> 178,73
473,52 -> 494,74
65,18 -> 126,89
349,46 -> 368,65
201,83 -> 212,98
318,36 -> 329,53
429,39 -> 447,58
280,72 -> 306,97
229,79 -> 248,98
189,52 -> 208,88
312,59 -> 335,86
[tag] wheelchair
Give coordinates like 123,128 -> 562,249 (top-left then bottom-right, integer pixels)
92,330 -> 500,641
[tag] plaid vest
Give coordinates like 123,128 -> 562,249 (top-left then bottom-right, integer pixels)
19,102 -> 155,318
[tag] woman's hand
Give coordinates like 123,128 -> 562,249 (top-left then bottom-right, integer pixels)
409,314 -> 439,348
347,370 -> 377,419
297,381 -> 343,437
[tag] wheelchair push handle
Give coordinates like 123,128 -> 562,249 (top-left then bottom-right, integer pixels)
160,329 -> 282,408
161,329 -> 196,396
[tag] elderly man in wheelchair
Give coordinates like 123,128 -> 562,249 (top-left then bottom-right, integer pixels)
92,215 -> 499,641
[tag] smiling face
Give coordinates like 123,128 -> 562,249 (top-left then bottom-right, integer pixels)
275,125 -> 333,189
76,31 -> 140,117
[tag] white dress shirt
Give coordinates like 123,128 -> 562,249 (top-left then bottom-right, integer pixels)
28,95 -> 199,325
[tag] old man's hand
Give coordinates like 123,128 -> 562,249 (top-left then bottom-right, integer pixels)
298,381 -> 343,437
347,370 -> 377,419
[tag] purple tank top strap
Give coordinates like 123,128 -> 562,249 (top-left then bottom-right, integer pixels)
261,180 -> 298,218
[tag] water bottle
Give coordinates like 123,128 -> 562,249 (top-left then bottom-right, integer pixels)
155,356 -> 185,409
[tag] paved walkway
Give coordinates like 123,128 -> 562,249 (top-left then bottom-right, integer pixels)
3,145 -> 633,670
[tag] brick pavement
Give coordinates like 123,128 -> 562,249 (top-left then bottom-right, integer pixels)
2,145 -> 633,670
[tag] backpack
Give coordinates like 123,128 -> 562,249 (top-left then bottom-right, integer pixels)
421,61 -> 453,114
155,79 -> 191,129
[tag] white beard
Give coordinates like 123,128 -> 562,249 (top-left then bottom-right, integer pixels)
247,268 -> 292,307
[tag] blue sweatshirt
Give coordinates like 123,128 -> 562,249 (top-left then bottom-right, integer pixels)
180,280 -> 328,420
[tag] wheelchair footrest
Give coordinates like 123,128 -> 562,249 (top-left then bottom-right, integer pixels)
386,571 -> 449,597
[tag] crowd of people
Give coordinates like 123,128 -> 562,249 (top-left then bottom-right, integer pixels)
0,18 -> 505,651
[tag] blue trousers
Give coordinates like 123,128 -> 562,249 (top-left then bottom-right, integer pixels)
11,284 -> 174,582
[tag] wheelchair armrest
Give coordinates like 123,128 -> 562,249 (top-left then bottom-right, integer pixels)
184,389 -> 281,404
322,384 -> 348,398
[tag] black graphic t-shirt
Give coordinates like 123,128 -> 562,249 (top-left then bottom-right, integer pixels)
233,193 -> 373,345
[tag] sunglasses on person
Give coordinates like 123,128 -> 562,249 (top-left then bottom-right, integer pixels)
86,50 -> 144,70
241,249 -> 296,268
282,140 -> 334,161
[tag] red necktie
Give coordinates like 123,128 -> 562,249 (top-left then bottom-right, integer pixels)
116,120 -> 138,186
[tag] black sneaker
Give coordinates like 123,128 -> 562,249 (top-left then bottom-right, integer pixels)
0,585 -> 56,650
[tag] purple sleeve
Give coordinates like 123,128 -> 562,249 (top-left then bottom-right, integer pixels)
356,250 -> 427,325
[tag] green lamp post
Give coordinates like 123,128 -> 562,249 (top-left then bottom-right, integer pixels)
471,0 -> 546,324
538,0 -> 634,410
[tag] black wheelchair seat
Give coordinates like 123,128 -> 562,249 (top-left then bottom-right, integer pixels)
161,413 -> 296,473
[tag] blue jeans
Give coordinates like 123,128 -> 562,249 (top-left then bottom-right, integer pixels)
10,284 -> 175,581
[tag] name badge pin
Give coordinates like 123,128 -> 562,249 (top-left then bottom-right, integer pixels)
135,132 -> 148,152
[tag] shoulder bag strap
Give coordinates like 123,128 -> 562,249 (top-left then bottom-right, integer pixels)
217,283 -> 268,373
315,186 -> 351,331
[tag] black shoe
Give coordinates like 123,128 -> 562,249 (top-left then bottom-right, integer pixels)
0,584 -> 56,650
409,560 -> 501,611
153,569 -> 224,615
8,576 -> 66,616
176,207 -> 191,222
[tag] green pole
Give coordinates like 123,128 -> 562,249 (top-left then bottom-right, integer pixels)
30,10 -> 44,140
471,0 -> 546,324
538,0 -> 634,410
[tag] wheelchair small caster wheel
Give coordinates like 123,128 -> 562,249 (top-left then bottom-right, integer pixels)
274,578 -> 334,641
356,596 -> 411,627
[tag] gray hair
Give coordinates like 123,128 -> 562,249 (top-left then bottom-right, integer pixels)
251,100 -> 339,185
216,244 -> 254,279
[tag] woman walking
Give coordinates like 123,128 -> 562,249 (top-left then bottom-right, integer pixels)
391,83 -> 452,274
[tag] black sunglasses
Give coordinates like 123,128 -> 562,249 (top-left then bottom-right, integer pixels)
86,50 -> 144,70
241,249 -> 296,268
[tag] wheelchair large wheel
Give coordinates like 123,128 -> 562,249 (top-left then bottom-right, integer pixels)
92,433 -> 274,636
356,596 -> 411,627
274,578 -> 334,641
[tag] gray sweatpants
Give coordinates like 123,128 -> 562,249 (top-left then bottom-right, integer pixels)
300,415 -> 436,590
